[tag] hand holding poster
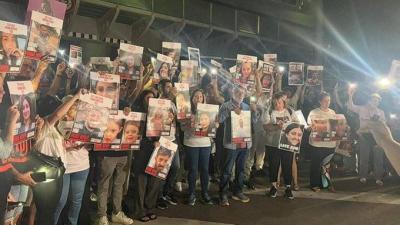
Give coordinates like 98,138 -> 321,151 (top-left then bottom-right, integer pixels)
188,47 -> 201,73
146,98 -> 172,137
162,42 -> 181,67
306,65 -> 323,86
121,112 -> 145,150
117,43 -> 143,80
0,21 -> 28,73
330,114 -> 350,141
90,57 -> 113,72
145,136 -> 178,179
195,103 -> 219,137
231,111 -> 252,144
7,81 -> 36,143
288,62 -> 304,86
179,60 -> 198,86
25,0 -> 67,24
310,116 -> 331,142
68,45 -> 82,68
175,83 -> 191,120
26,11 -> 63,62
278,122 -> 305,153
236,54 -> 257,85
94,111 -> 125,151
90,72 -> 120,114
69,93 -> 112,143
153,53 -> 173,81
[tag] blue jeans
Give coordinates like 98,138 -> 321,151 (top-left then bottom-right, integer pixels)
185,146 -> 211,196
54,169 -> 89,225
219,148 -> 248,197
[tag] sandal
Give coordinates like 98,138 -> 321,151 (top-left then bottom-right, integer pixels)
147,213 -> 157,220
311,187 -> 321,192
138,216 -> 151,222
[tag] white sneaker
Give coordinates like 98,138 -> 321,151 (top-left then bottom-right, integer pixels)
359,177 -> 367,184
376,180 -> 384,186
111,211 -> 134,225
98,216 -> 109,225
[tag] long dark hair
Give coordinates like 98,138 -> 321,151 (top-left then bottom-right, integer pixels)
133,89 -> 155,112
190,88 -> 206,114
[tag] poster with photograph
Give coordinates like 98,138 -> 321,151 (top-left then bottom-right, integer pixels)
69,93 -> 112,143
146,98 -> 172,137
25,0 -> 67,24
153,53 -> 173,81
175,83 -> 191,120
179,60 -> 198,86
388,59 -> 400,79
188,47 -> 201,73
26,11 -> 63,62
231,111 -> 252,144
264,54 -> 277,64
236,54 -> 257,85
335,140 -> 353,157
17,58 -> 38,79
117,43 -> 143,80
288,62 -> 304,86
68,45 -> 82,68
90,57 -> 113,72
310,116 -> 331,142
194,103 -> 219,137
90,72 -> 120,114
278,122 -> 305,153
94,111 -> 125,151
306,65 -> 323,86
0,21 -> 28,73
145,136 -> 178,179
330,114 -> 350,141
7,185 -> 29,204
7,81 -> 36,143
261,62 -> 275,92
162,42 -> 181,67
120,112 -> 145,150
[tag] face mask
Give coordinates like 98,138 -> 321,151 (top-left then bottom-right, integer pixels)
57,121 -> 74,137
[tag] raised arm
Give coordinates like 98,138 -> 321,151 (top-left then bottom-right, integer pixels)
47,89 -> 83,126
333,83 -> 344,110
46,62 -> 66,96
32,56 -> 51,92
254,68 -> 263,97
347,87 -> 361,114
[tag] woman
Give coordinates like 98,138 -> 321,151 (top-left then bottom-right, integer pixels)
18,95 -> 35,133
158,62 -> 170,79
281,123 -> 303,147
263,92 -> 299,200
307,91 -> 338,192
54,94 -> 90,225
181,89 -> 214,206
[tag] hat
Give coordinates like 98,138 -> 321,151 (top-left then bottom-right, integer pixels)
370,93 -> 382,100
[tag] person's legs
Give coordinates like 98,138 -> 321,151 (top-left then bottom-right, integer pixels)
97,157 -> 117,217
310,147 -> 322,188
67,169 -> 89,225
198,147 -> 211,197
359,135 -> 372,179
162,150 -> 180,197
186,146 -> 200,197
219,148 -> 237,197
144,175 -> 163,215
133,173 -> 148,219
0,171 -> 13,225
254,134 -> 266,171
111,156 -> 128,214
244,143 -> 257,181
373,146 -> 385,181
292,155 -> 298,188
269,147 -> 280,185
53,173 -> 71,225
280,151 -> 294,187
233,149 -> 248,194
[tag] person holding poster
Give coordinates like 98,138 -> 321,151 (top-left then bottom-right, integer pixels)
218,85 -> 260,206
288,62 -> 304,86
175,82 -> 190,120
117,43 -> 143,80
236,54 -> 257,85
307,92 -> 338,192
153,54 -> 173,81
278,122 -> 304,152
162,42 -> 181,67
0,21 -> 27,73
90,72 -> 120,114
263,92 -> 299,199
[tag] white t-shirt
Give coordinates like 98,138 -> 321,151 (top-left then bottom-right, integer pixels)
263,108 -> 298,148
307,108 -> 337,148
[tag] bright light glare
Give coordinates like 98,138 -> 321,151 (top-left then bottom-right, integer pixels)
390,114 -> 397,119
58,49 -> 65,55
348,83 -> 357,89
377,77 -> 391,88
211,68 -> 217,75
278,66 -> 285,72
201,68 -> 207,74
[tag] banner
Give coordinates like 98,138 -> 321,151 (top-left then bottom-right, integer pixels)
145,136 -> 178,179
288,62 -> 304,86
117,43 -> 143,80
175,83 -> 191,120
194,103 -> 219,137
146,98 -> 172,137
0,21 -> 28,73
278,122 -> 304,153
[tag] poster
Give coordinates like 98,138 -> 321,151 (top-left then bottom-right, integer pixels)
25,0 -> 67,24
18,58 -> 38,79
153,53 -> 173,81
146,98 -> 172,137
68,44 -> 81,68
179,60 -> 198,86
175,83 -> 191,120
120,112 -> 145,150
0,21 -> 28,73
90,72 -> 120,114
335,140 -> 353,157
188,47 -> 201,73
194,103 -> 219,137
7,185 -> 29,203
310,116 -> 331,142
7,81 -> 36,143
94,111 -> 125,151
231,111 -> 252,144
295,110 -> 307,126
26,11 -> 63,62
162,42 -> 181,67
145,136 -> 178,179
69,93 -> 112,143
329,114 -> 350,141
117,43 -> 143,80
261,62 -> 275,93
264,54 -> 277,64
278,122 -> 304,153
236,54 -> 257,85
388,59 -> 400,79
90,57 -> 113,72
288,62 -> 304,86
306,65 -> 323,86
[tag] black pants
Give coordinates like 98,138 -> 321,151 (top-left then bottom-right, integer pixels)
0,170 -> 13,225
309,146 -> 335,188
132,173 -> 162,219
269,147 -> 294,186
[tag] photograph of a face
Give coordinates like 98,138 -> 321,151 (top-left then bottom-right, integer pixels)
70,93 -> 112,143
231,111 -> 252,144
310,116 -> 331,142
145,136 -> 178,179
94,111 -> 125,151
179,60 -> 198,86
68,45 -> 82,68
236,54 -> 257,85
175,83 -> 191,120
188,47 -> 201,73
7,81 -> 37,143
288,62 -> 304,86
146,98 -> 172,137
162,42 -> 181,67
153,53 -> 173,81
330,114 -> 350,141
261,62 -> 275,92
278,122 -> 304,153
118,43 -> 143,80
306,65 -> 323,86
90,72 -> 120,114
195,103 -> 219,138
0,21 -> 28,73
26,11 -> 63,62
121,112 -> 145,150
25,0 -> 67,24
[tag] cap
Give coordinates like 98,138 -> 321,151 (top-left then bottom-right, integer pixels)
370,93 -> 382,100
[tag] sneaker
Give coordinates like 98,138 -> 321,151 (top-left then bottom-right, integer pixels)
220,195 -> 230,207
202,193 -> 214,205
90,192 -> 98,202
245,180 -> 256,190
268,186 -> 277,198
360,177 -> 367,184
188,194 -> 196,206
175,182 -> 183,192
156,200 -> 168,210
111,211 -> 134,225
98,216 -> 109,225
164,194 -> 178,205
284,188 -> 294,200
376,180 -> 384,186
232,193 -> 250,203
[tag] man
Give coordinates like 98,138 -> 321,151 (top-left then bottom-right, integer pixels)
348,91 -> 386,185
152,147 -> 172,175
218,85 -> 260,206
0,32 -> 24,69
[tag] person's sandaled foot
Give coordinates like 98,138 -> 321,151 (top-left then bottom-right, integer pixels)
147,213 -> 157,220
138,216 -> 151,222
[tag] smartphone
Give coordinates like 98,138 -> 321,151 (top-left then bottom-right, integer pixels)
250,96 -> 257,104
31,172 -> 46,182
